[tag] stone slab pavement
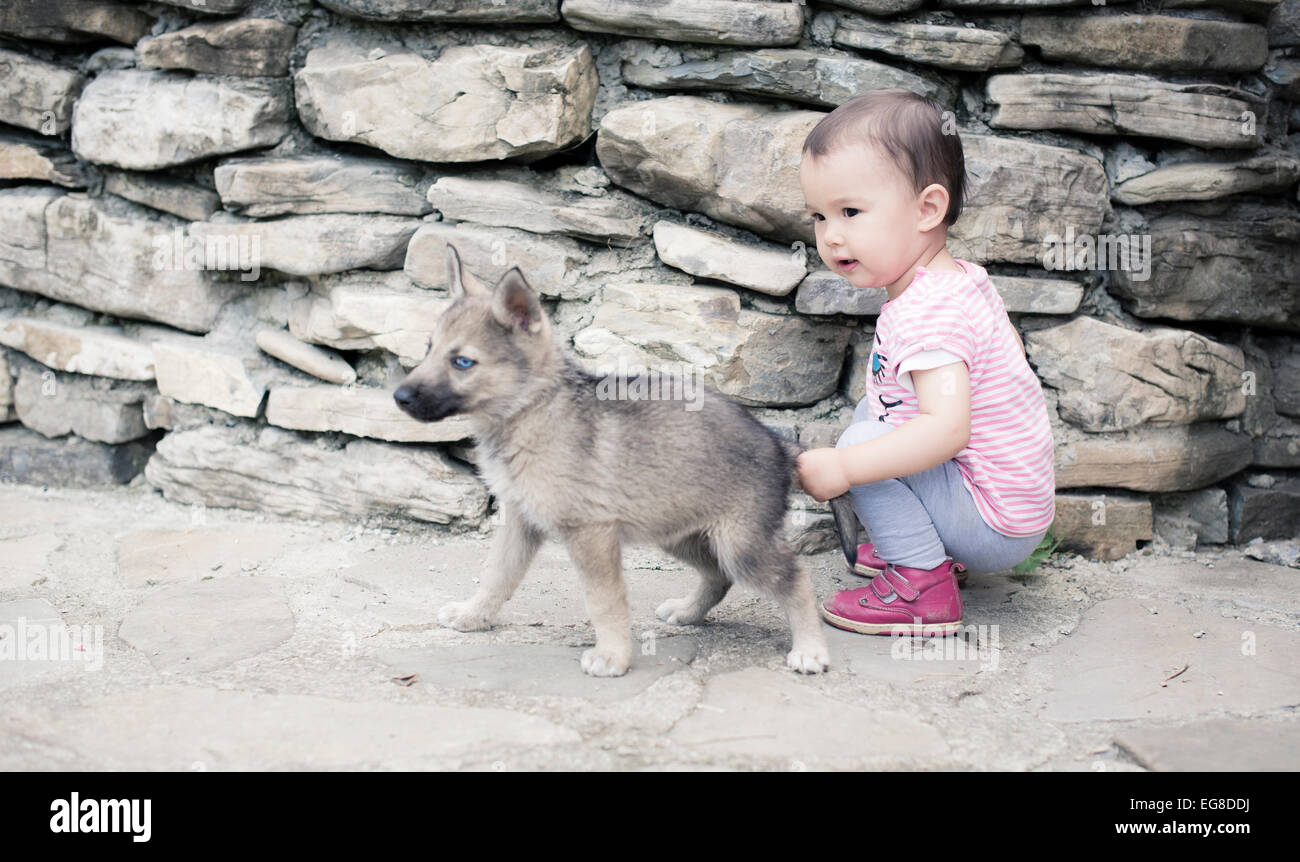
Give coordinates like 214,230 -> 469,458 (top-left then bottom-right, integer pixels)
0,481 -> 1296,771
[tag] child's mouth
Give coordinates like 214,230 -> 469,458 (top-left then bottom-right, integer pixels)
837,258 -> 858,273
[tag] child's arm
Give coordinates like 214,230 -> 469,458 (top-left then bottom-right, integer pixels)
797,361 -> 971,500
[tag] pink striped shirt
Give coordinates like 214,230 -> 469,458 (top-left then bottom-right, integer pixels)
863,259 -> 1056,538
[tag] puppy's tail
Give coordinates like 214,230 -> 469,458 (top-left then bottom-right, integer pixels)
782,438 -> 859,570
826,494 -> 860,570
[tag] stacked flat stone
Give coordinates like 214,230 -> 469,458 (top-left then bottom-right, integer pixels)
0,0 -> 1295,556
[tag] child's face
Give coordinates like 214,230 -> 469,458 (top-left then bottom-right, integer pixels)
800,143 -> 927,291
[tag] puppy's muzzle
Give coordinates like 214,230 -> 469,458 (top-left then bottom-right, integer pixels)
394,382 -> 463,422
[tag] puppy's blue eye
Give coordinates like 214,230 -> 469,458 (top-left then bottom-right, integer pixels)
451,356 -> 475,370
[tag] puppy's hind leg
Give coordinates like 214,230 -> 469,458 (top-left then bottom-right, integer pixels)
656,532 -> 731,626
561,522 -> 633,677
715,529 -> 830,674
438,503 -> 543,631
773,555 -> 832,674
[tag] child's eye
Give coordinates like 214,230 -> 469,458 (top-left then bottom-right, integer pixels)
843,207 -> 860,217
809,212 -> 823,222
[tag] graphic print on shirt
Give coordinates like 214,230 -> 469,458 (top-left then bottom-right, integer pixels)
870,336 -> 901,422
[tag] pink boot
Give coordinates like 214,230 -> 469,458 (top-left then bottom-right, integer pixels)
821,559 -> 964,636
852,543 -> 967,582
853,542 -> 889,576
853,543 -> 968,584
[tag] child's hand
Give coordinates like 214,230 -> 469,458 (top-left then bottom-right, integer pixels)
795,447 -> 851,502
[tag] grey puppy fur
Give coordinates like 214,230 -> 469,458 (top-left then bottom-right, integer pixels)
394,243 -> 856,677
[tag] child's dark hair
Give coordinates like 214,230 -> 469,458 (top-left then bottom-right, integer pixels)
802,89 -> 967,227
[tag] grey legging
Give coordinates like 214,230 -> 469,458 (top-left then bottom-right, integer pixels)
836,397 -> 1046,574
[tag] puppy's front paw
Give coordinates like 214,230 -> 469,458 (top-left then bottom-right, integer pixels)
437,601 -> 493,632
786,646 -> 831,674
581,646 -> 630,677
656,596 -> 705,626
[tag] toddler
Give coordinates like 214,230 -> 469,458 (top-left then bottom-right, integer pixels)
795,90 -> 1056,636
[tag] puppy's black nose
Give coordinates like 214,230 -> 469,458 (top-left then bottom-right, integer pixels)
394,385 -> 416,407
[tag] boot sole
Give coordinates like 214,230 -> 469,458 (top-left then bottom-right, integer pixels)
820,602 -> 962,636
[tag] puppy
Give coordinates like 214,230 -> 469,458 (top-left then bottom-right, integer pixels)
395,243 -> 855,676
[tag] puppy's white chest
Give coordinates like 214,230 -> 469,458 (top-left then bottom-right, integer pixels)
477,451 -> 555,531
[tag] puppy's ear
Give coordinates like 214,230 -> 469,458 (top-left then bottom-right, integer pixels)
490,267 -> 544,334
445,243 -> 489,299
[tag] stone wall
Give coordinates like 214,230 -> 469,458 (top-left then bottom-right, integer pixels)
1,0 -> 1298,560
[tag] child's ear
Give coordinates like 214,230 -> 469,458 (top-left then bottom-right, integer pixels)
916,183 -> 950,233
